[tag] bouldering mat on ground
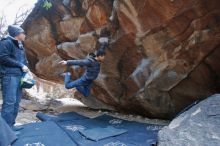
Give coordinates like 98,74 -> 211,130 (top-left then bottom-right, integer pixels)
36,112 -> 88,122
14,112 -> 165,146
12,121 -> 77,146
55,114 -> 164,146
79,126 -> 127,141
56,119 -> 131,146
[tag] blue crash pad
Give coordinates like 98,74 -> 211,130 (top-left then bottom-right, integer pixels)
94,115 -> 164,145
12,121 -> 77,146
79,126 -> 127,141
54,114 -> 164,146
56,119 -> 126,146
0,117 -> 17,146
36,112 -> 88,122
33,112 -> 165,146
58,120 -> 135,146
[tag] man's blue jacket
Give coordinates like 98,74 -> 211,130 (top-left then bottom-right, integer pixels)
0,36 -> 28,76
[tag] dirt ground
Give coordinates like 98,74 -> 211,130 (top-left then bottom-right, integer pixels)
0,98 -> 169,126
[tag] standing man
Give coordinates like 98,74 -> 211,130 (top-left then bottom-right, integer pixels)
0,25 -> 29,129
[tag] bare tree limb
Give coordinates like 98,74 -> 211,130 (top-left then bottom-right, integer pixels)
0,13 -> 7,38
0,3 -> 33,38
13,5 -> 33,25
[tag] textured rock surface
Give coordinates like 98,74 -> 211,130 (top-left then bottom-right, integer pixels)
25,76 -> 74,100
158,94 -> 220,146
23,0 -> 220,119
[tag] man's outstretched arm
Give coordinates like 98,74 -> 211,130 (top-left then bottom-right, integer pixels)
59,59 -> 92,67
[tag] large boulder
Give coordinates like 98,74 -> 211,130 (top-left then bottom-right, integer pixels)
22,0 -> 220,119
158,94 -> 220,146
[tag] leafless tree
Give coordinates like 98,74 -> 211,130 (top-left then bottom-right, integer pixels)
0,3 -> 33,38
0,14 -> 7,38
13,6 -> 33,26
0,0 -> 16,36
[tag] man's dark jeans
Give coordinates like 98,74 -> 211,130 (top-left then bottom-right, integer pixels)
64,74 -> 92,97
1,75 -> 22,127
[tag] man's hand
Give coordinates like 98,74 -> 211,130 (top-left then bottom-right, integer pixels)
59,60 -> 67,66
22,65 -> 29,72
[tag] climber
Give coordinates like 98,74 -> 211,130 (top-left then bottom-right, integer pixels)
59,28 -> 110,97
0,25 -> 29,130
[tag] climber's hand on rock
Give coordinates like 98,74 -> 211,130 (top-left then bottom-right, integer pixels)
59,60 -> 67,66
22,65 -> 29,72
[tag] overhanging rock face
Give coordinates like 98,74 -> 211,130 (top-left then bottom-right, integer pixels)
23,0 -> 220,119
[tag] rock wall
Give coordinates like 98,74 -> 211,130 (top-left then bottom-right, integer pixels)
23,0 -> 220,119
24,75 -> 74,100
158,94 -> 220,146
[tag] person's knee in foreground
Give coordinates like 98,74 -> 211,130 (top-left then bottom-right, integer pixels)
0,25 -> 29,129
0,117 -> 17,146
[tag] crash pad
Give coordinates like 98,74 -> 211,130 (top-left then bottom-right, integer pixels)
79,126 -> 127,141
32,112 -> 165,146
57,120 -> 136,146
55,114 -> 164,146
12,121 -> 77,146
36,112 -> 88,122
0,117 -> 17,146
93,115 -> 163,146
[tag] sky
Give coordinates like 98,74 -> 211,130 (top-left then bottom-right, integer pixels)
0,0 -> 37,25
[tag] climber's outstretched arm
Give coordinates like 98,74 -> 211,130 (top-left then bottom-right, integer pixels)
66,59 -> 92,66
59,59 -> 92,67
